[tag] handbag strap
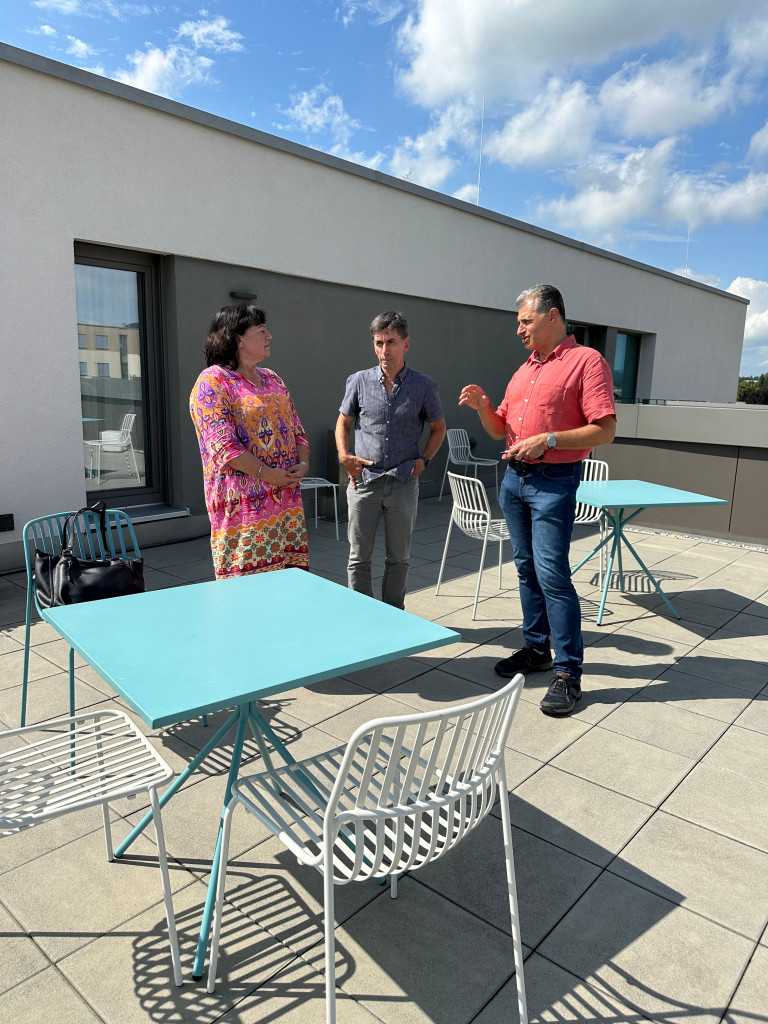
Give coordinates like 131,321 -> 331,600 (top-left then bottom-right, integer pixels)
61,501 -> 110,556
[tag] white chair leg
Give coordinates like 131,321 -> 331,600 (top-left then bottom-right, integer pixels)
495,463 -> 499,501
324,853 -> 337,1024
435,520 -> 454,595
473,532 -> 490,620
439,458 -> 450,501
129,444 -> 140,481
499,765 -> 528,1024
151,787 -> 183,987
498,537 -> 503,590
390,875 -> 398,899
207,799 -> 237,993
101,802 -> 114,861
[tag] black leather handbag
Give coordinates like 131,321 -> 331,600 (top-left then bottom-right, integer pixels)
34,502 -> 145,609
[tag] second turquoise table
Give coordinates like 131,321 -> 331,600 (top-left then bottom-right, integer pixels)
43,569 -> 460,977
571,480 -> 728,625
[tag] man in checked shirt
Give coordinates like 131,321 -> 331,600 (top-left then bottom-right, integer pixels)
335,311 -> 446,609
460,284 -> 616,715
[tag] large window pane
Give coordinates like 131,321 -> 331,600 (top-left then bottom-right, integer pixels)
614,332 -> 641,403
77,264 -> 148,490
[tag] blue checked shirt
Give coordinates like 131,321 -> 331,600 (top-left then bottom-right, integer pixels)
340,364 -> 444,484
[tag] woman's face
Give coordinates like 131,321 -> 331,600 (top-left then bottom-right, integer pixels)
237,323 -> 272,367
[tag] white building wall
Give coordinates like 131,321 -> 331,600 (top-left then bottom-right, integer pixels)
0,49 -> 749,549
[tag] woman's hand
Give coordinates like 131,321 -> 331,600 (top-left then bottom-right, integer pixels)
261,464 -> 297,487
284,460 -> 309,483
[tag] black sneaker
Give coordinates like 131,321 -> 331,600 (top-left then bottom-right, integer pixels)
540,673 -> 582,716
494,644 -> 553,678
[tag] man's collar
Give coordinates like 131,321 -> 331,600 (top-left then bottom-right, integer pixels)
377,362 -> 410,384
526,334 -> 576,365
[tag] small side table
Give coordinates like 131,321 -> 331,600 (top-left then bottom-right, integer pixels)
300,477 -> 340,541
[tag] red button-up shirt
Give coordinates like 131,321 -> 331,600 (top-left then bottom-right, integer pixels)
497,335 -> 616,463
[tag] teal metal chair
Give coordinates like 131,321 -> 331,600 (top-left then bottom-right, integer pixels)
21,508 -> 141,726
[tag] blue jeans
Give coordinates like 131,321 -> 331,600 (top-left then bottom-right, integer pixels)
499,462 -> 583,679
347,475 -> 419,609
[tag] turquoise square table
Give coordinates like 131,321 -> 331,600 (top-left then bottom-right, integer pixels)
42,569 -> 460,977
571,480 -> 728,626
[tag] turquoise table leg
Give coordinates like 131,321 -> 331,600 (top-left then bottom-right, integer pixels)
596,524 -> 621,625
114,708 -> 239,858
616,508 -> 625,592
617,530 -> 681,619
193,706 -> 250,979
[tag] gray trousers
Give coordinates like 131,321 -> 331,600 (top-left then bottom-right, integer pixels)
346,475 -> 419,609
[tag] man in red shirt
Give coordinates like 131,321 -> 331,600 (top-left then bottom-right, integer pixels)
460,284 -> 616,715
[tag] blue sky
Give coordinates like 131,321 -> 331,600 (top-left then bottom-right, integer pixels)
3,0 -> 768,374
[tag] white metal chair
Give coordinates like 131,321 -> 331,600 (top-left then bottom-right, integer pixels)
84,412 -> 140,485
21,508 -> 142,726
439,427 -> 499,501
0,708 -> 182,986
300,477 -> 340,541
207,674 -> 528,1024
574,458 -> 609,586
436,472 -> 511,620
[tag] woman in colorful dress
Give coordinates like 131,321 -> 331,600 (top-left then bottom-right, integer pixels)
189,304 -> 310,578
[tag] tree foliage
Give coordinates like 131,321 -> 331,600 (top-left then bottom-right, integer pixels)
737,373 -> 768,404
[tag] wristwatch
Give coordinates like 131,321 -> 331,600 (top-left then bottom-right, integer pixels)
546,432 -> 557,450
419,456 -> 431,468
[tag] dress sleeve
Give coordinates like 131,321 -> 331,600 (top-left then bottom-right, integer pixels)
189,368 -> 248,470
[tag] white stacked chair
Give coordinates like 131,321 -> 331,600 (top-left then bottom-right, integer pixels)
439,428 -> 499,501
574,458 -> 609,586
436,471 -> 511,620
84,412 -> 140,485
207,675 -> 528,1024
0,709 -> 182,986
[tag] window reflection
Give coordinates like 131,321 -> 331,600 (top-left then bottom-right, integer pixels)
76,264 -> 147,490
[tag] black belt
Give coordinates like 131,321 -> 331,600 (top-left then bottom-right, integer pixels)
508,460 -> 583,475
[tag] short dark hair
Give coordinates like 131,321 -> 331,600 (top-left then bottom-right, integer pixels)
204,304 -> 266,368
516,284 -> 565,322
370,310 -> 408,339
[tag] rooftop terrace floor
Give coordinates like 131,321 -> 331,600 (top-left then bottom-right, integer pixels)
1,495 -> 766,1024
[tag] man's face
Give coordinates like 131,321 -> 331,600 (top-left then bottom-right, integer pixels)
516,299 -> 559,354
373,328 -> 409,376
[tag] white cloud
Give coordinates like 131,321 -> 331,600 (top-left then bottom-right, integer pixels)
396,0 -> 763,108
32,0 -> 83,12
600,55 -> 739,138
728,276 -> 768,349
66,36 -> 96,59
115,45 -> 215,97
672,267 -> 722,287
28,24 -> 57,36
485,80 -> 598,169
453,183 -> 479,203
389,101 -> 475,189
536,138 -> 677,239
277,85 -> 384,168
747,120 -> 768,161
177,16 -> 244,53
340,1 -> 404,27
666,169 -> 768,229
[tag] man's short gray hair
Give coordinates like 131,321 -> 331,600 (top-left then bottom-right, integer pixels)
370,311 -> 409,339
516,284 -> 565,322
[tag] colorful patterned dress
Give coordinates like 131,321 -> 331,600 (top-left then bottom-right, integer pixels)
189,364 -> 309,578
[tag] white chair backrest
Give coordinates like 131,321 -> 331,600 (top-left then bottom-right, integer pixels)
446,428 -> 472,463
574,458 -> 609,523
448,472 -> 491,533
322,674 -> 524,882
117,412 -> 136,443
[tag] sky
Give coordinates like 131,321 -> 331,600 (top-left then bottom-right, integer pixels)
3,0 -> 768,375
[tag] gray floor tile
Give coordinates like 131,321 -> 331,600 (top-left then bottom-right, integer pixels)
702,724 -> 768,785
673,642 -> 768,691
540,871 -> 755,1024
0,647 -> 64,693
551,727 -> 695,805
733,693 -> 768,735
724,943 -> 768,1024
416,815 -> 600,947
0,901 -> 51,997
662,763 -> 768,851
472,952 -> 649,1024
598,695 -> 728,759
611,811 -> 768,939
302,875 -> 525,1024
506,699 -> 592,762
509,767 -> 653,867
276,677 -> 375,729
639,669 -> 755,723
0,964 -> 102,1023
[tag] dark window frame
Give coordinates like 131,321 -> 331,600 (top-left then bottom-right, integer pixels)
75,243 -> 167,507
